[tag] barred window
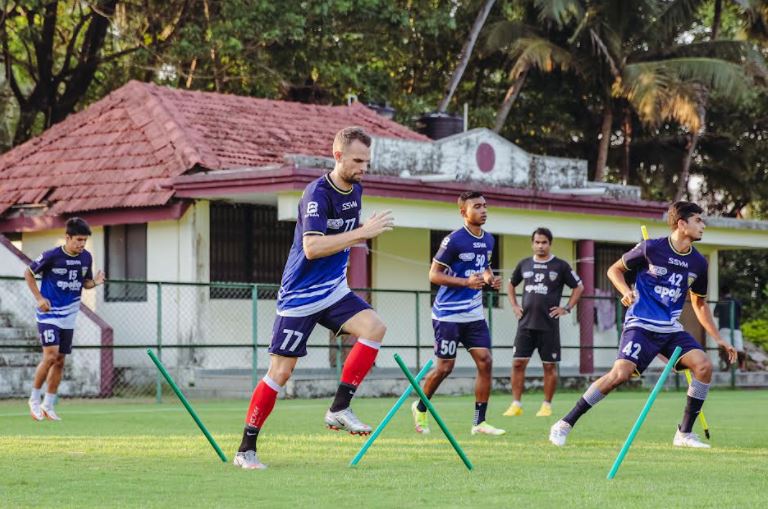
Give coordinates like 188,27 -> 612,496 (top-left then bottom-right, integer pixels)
105,224 -> 148,302
210,203 -> 295,299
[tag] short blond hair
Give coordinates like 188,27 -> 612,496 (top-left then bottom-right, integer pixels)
333,126 -> 372,154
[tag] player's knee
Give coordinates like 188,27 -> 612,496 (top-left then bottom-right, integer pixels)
512,359 -> 528,371
476,355 -> 492,374
693,358 -> 713,380
608,368 -> 631,387
367,320 -> 387,342
436,362 -> 454,378
53,355 -> 65,368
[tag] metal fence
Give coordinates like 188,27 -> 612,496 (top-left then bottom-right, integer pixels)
0,276 -> 744,399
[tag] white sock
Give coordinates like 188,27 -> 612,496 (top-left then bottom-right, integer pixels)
513,400 -> 522,407
542,401 -> 551,407
30,388 -> 42,402
43,393 -> 56,408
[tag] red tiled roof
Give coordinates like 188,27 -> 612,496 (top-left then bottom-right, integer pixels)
0,81 -> 426,217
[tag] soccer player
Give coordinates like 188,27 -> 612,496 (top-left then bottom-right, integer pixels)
411,191 -> 506,436
503,228 -> 583,418
234,127 -> 394,470
26,218 -> 105,421
549,201 -> 738,448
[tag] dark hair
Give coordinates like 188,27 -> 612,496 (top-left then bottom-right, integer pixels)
457,191 -> 484,208
333,126 -> 372,153
667,201 -> 703,230
531,227 -> 553,243
66,217 -> 92,237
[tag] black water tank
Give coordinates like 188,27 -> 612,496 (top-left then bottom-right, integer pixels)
417,112 -> 464,140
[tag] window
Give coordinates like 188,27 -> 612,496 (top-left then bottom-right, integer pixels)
105,224 -> 147,302
594,242 -> 635,292
429,229 -> 501,307
210,203 -> 295,298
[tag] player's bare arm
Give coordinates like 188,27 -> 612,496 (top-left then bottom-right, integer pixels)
303,210 -> 394,260
607,259 -> 635,307
83,270 -> 106,289
550,283 -> 584,318
429,261 -> 484,289
690,292 -> 738,363
24,267 -> 50,311
507,280 -> 523,319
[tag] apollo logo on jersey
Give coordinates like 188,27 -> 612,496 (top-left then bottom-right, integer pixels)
525,283 -> 549,295
654,285 -> 683,302
305,201 -> 319,218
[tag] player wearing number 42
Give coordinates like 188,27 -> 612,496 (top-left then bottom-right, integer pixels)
25,218 -> 106,422
549,201 -> 739,448
233,127 -> 396,470
411,191 -> 506,437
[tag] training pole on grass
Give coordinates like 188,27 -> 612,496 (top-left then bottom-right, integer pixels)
393,353 -> 473,471
607,346 -> 682,480
350,358 -> 434,467
147,349 -> 228,463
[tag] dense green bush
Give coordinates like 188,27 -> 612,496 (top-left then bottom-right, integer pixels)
742,318 -> 768,350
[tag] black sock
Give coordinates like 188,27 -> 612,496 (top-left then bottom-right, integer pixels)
680,396 -> 705,433
330,382 -> 357,412
563,398 -> 592,427
474,402 -> 488,426
238,425 -> 259,452
416,397 -> 430,412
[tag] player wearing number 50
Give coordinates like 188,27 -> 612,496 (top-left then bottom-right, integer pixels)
549,201 -> 738,448
25,218 -> 106,422
411,191 -> 506,437
234,127 -> 395,470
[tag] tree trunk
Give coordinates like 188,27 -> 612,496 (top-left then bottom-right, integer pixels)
493,70 -> 527,133
621,107 -> 632,184
438,0 -> 496,113
676,111 -> 706,201
594,103 -> 613,181
712,0 -> 723,40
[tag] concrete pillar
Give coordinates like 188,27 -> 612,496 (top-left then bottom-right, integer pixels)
348,242 -> 370,297
577,240 -> 595,374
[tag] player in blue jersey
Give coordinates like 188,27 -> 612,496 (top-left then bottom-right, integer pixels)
234,127 -> 395,470
25,218 -> 105,421
549,202 -> 738,448
411,191 -> 506,436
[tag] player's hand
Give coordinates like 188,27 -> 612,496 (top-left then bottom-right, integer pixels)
36,297 -> 51,312
549,306 -> 568,318
465,274 -> 485,290
720,343 -> 738,364
621,290 -> 637,307
511,304 -> 523,320
359,210 -> 394,239
485,275 -> 502,290
94,270 -> 106,286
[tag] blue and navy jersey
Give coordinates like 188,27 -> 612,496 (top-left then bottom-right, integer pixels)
622,237 -> 708,333
29,247 -> 93,329
277,174 -> 363,316
431,227 -> 494,323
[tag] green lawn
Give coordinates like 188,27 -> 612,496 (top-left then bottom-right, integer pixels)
1,390 -> 766,508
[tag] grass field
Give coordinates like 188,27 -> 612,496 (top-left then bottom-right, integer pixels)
1,390 -> 766,508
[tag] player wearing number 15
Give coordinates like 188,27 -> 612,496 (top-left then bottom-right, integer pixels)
411,191 -> 506,437
549,202 -> 738,448
234,127 -> 395,470
25,218 -> 105,422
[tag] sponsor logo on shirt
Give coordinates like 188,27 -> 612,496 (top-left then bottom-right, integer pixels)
327,218 -> 344,229
654,285 -> 683,302
533,263 -> 548,269
525,283 -> 549,295
66,259 -> 82,266
487,250 -> 492,261
81,267 -> 88,277
687,272 -> 698,287
648,264 -> 668,277
548,271 -> 558,282
473,242 -> 486,248
57,280 -> 83,291
464,269 -> 483,277
458,252 -> 475,262
341,200 -> 358,211
305,201 -> 319,218
52,268 -> 67,275
523,271 -> 534,278
668,257 -> 688,268
441,237 -> 450,248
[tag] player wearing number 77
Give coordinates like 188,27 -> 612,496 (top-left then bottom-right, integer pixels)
549,201 -> 738,448
233,127 -> 396,470
411,191 -> 506,437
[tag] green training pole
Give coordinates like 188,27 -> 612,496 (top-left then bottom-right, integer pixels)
350,358 -> 434,467
607,346 -> 682,480
146,349 -> 228,463
393,353 -> 473,471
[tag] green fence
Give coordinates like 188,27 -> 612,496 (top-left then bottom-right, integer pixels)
0,276 -> 741,399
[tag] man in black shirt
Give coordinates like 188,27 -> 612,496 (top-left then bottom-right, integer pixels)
503,227 -> 584,418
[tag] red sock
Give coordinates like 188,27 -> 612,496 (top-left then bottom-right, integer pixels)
245,376 -> 280,428
340,339 -> 380,387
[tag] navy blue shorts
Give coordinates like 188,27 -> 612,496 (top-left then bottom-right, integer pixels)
618,328 -> 703,374
432,319 -> 491,359
268,292 -> 372,357
37,323 -> 74,354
